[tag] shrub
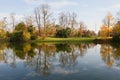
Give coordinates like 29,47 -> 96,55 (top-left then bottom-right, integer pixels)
9,31 -> 23,42
55,27 -> 71,38
9,31 -> 31,42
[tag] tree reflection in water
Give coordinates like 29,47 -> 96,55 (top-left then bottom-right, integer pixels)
100,44 -> 114,67
111,43 -> 120,68
100,43 -> 120,68
2,42 -> 120,76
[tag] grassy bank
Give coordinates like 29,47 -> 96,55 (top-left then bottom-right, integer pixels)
32,37 -> 95,43
1,37 -> 113,44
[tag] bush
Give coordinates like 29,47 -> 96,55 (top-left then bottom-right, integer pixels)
9,31 -> 23,42
9,31 -> 31,42
55,27 -> 71,38
27,25 -> 38,40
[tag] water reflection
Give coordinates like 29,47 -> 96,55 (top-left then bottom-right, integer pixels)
0,43 -> 95,75
100,43 -> 120,68
100,44 -> 114,67
0,42 -> 120,77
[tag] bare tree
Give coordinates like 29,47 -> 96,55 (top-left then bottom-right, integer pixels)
41,4 -> 51,36
70,12 -> 77,29
34,7 -> 41,36
34,4 -> 51,37
10,13 -> 15,30
79,21 -> 86,37
59,12 -> 68,28
59,12 -> 77,28
2,17 -> 8,31
24,15 -> 34,27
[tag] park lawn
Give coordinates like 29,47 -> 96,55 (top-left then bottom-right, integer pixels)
33,37 -> 96,43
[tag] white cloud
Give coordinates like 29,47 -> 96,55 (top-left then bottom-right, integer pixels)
111,4 -> 120,9
98,4 -> 120,12
49,1 -> 78,9
23,0 -> 78,8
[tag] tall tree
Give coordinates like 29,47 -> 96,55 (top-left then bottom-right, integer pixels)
34,7 -> 41,36
24,15 -> 34,27
2,17 -> 8,31
79,21 -> 86,37
59,12 -> 68,28
70,12 -> 77,29
103,12 -> 114,37
99,25 -> 108,37
10,13 -> 15,30
112,21 -> 120,41
41,4 -> 51,37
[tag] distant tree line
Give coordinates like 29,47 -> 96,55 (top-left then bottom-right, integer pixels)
0,4 -> 96,42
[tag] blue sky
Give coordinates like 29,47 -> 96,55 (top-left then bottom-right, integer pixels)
0,0 -> 120,32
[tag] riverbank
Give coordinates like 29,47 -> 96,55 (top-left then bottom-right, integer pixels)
0,37 -> 114,44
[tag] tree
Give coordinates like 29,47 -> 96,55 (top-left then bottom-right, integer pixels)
78,21 -> 86,37
41,4 -> 51,37
0,17 -> 8,38
55,27 -> 71,38
70,12 -> 77,29
99,25 -> 109,37
34,4 -> 51,38
28,25 -> 38,40
103,12 -> 114,37
10,13 -> 15,30
34,7 -> 41,36
1,17 -> 8,31
112,21 -> 120,41
15,22 -> 27,31
9,22 -> 31,42
24,15 -> 34,27
59,12 -> 70,28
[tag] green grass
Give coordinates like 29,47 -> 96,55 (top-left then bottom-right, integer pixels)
32,37 -> 95,43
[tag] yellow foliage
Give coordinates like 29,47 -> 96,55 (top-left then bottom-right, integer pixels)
106,12 -> 114,21
100,25 -> 109,37
23,31 -> 31,41
0,21 -> 3,27
70,29 -> 78,37
23,44 -> 31,53
0,29 -> 2,33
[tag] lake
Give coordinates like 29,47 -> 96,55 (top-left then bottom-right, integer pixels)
0,42 -> 120,80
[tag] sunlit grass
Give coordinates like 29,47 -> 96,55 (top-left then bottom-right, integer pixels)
33,37 -> 95,43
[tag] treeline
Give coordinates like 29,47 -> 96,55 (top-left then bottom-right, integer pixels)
0,4 -> 96,42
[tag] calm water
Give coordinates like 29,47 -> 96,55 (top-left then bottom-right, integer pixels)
0,42 -> 120,80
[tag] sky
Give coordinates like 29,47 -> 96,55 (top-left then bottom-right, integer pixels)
0,0 -> 120,32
